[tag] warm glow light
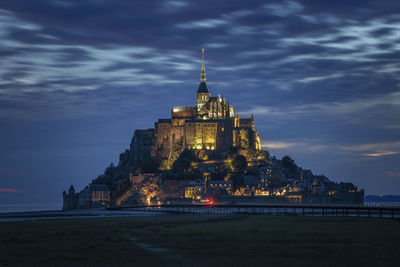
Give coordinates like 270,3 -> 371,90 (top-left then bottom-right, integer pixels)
205,197 -> 214,206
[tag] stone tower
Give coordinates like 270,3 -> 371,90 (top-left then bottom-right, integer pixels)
196,48 -> 210,111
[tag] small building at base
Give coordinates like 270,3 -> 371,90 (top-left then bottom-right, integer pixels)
78,184 -> 111,208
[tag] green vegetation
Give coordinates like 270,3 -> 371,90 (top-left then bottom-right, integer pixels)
172,149 -> 199,173
255,149 -> 270,166
231,154 -> 247,172
137,157 -> 160,173
281,155 -> 298,173
1,215 -> 399,266
91,163 -> 130,201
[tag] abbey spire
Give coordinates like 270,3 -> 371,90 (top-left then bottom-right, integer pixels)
197,48 -> 209,94
196,48 -> 210,111
200,48 -> 206,82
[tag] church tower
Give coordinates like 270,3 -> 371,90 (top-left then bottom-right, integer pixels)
196,48 -> 210,111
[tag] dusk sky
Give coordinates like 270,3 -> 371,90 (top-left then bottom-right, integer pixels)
1,0 -> 399,208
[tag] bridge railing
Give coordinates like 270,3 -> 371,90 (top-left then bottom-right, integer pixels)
107,203 -> 400,218
364,202 -> 400,208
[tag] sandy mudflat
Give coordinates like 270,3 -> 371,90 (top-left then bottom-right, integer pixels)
0,208 -> 164,222
0,213 -> 399,266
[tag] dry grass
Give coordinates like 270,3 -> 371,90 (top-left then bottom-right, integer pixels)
1,214 -> 399,266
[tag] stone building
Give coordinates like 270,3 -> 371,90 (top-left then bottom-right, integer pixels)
208,180 -> 233,196
132,49 -> 261,168
77,184 -> 110,208
185,180 -> 206,199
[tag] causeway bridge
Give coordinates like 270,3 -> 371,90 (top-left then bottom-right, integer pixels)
108,203 -> 400,218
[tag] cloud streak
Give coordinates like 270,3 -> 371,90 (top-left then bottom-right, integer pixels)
362,152 -> 399,157
341,142 -> 400,157
261,141 -> 298,149
0,188 -> 19,193
384,171 -> 400,177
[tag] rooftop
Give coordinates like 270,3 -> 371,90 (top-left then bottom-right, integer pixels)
185,118 -> 232,123
197,81 -> 209,93
89,184 -> 110,191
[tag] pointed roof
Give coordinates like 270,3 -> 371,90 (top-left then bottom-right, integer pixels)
197,82 -> 209,93
197,48 -> 209,93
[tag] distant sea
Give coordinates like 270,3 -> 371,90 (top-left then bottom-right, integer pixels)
364,195 -> 400,208
364,195 -> 400,202
0,203 -> 62,213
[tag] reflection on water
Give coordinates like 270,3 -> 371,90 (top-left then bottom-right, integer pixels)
0,203 -> 61,213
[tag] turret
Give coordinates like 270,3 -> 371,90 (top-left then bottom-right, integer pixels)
234,113 -> 240,127
229,103 -> 234,118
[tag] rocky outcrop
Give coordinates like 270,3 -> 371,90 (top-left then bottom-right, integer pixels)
118,174 -> 163,205
129,129 -> 155,167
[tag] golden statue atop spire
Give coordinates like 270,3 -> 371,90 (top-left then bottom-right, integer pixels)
200,48 -> 206,83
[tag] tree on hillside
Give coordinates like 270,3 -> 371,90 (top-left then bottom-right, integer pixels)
92,163 -> 116,186
257,149 -> 270,160
118,149 -> 130,168
105,163 -> 117,176
281,155 -> 297,172
232,154 -> 247,173
257,149 -> 270,166
138,157 -> 160,173
173,149 -> 199,173
92,162 -> 130,188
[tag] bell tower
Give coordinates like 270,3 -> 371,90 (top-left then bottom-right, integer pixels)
196,48 -> 210,111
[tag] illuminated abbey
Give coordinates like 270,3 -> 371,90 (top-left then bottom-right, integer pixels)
63,49 -> 364,209
62,50 -> 364,210
131,49 -> 261,168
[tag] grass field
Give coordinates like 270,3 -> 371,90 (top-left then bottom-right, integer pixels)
1,214 -> 399,266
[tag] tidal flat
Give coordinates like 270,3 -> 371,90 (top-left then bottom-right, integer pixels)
1,214 -> 399,266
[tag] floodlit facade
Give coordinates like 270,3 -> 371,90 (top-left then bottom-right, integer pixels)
149,49 -> 261,167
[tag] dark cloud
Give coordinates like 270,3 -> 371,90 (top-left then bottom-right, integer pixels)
370,27 -> 396,37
